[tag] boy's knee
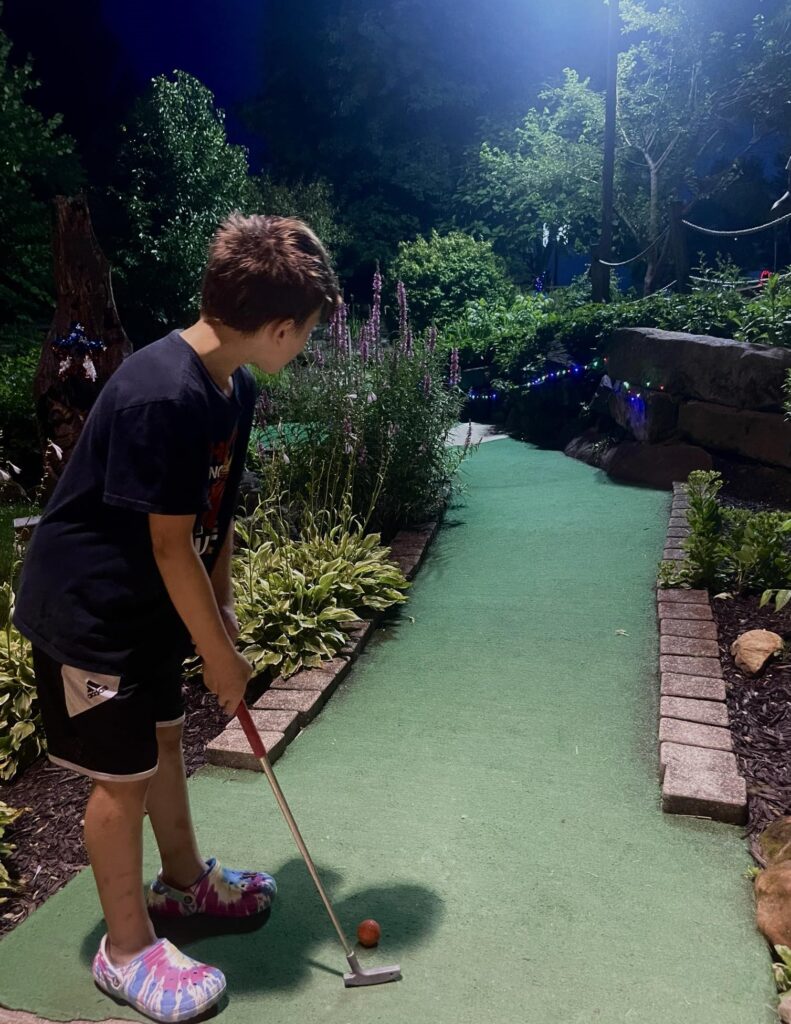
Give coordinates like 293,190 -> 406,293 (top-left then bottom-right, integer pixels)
156,722 -> 184,758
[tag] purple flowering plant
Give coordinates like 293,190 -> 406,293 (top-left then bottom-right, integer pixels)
249,272 -> 471,534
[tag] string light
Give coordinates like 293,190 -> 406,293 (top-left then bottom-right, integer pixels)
465,353 -> 667,403
522,357 -> 604,390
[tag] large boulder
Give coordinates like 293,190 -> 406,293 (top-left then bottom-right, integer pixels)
608,388 -> 679,442
606,328 -> 791,411
563,430 -> 617,468
679,401 -> 791,469
600,441 -> 713,490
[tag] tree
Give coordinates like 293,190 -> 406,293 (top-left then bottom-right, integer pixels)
453,71 -> 640,286
616,0 -> 791,292
256,176 -> 349,256
0,18 -> 82,350
111,71 -> 259,342
245,0 -> 558,281
457,2 -> 791,296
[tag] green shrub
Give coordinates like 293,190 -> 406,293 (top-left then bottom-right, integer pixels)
390,231 -> 514,331
0,801 -> 24,903
735,274 -> 791,347
232,498 -> 408,679
444,293 -> 549,370
0,347 -> 40,470
0,575 -> 41,780
659,470 -> 791,597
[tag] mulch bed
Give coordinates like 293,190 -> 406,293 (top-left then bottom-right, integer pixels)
713,485 -> 791,861
0,678 -> 229,939
714,592 -> 791,863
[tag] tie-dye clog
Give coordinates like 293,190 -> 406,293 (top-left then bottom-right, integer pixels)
92,935 -> 226,1022
147,857 -> 277,917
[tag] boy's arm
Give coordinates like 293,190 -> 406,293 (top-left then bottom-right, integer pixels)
149,513 -> 251,714
210,520 -> 239,640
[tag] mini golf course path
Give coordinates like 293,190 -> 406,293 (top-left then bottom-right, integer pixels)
0,440 -> 776,1024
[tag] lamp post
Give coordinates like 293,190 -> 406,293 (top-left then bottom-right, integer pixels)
591,0 -> 620,302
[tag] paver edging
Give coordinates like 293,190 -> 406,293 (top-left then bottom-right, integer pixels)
654,481 -> 747,825
206,518 -> 440,769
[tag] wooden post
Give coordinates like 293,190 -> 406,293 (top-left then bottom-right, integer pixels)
34,195 -> 132,500
592,0 -> 620,303
669,201 -> 690,293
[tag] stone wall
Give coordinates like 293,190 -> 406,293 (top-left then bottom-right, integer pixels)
564,328 -> 791,491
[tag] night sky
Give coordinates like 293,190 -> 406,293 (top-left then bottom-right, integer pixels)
1,0 -> 609,173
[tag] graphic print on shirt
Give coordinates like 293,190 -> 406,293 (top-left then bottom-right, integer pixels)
193,428 -> 237,560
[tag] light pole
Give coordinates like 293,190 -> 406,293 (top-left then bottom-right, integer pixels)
592,0 -> 620,302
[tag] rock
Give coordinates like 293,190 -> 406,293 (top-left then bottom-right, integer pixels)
755,863 -> 791,947
606,328 -> 791,411
600,441 -> 713,490
730,629 -> 783,675
779,991 -> 791,1024
679,401 -> 791,469
563,430 -> 616,468
608,388 -> 679,442
759,817 -> 791,866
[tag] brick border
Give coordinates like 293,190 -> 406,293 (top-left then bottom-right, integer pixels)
656,482 -> 747,824
206,521 -> 440,770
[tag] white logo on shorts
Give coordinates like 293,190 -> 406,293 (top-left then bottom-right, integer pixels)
62,665 -> 121,718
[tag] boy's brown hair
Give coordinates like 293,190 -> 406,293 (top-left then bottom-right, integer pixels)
201,214 -> 340,333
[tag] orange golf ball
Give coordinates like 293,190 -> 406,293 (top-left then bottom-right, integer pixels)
356,918 -> 381,947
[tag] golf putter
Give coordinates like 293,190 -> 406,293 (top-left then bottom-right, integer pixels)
236,702 -> 402,987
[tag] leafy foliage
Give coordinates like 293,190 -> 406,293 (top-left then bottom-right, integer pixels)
390,231 -> 513,331
0,574 -> 41,780
0,801 -> 24,903
233,500 -> 408,679
0,20 -> 82,349
0,346 -> 41,471
443,293 -> 549,370
658,471 -> 791,597
111,71 -> 259,341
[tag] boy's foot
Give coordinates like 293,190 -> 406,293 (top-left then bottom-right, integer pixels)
92,935 -> 226,1023
147,857 -> 277,918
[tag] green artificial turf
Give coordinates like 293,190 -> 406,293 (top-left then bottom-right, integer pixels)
0,440 -> 775,1023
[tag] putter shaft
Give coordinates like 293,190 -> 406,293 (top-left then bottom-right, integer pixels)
236,703 -> 402,987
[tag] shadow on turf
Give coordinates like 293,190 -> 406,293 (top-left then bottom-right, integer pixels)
79,857 -> 442,993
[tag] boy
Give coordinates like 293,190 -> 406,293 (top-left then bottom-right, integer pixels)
14,214 -> 340,1022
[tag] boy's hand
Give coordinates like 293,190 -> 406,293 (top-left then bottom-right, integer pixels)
203,647 -> 253,716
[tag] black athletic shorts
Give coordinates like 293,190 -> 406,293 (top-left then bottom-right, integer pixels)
32,647 -> 186,781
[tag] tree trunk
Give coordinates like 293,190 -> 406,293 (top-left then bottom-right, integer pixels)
34,195 -> 132,501
643,161 -> 661,295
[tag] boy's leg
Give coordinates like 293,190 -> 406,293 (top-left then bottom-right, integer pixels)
145,722 -> 205,889
84,778 -> 157,964
145,721 -> 277,919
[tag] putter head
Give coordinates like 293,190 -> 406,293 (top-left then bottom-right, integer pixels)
344,952 -> 402,987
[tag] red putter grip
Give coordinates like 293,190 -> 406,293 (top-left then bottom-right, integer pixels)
236,702 -> 268,759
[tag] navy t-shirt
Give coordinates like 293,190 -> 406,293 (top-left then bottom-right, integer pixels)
14,331 -> 256,674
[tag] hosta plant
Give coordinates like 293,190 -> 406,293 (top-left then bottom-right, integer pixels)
0,576 -> 42,780
232,499 -> 409,679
